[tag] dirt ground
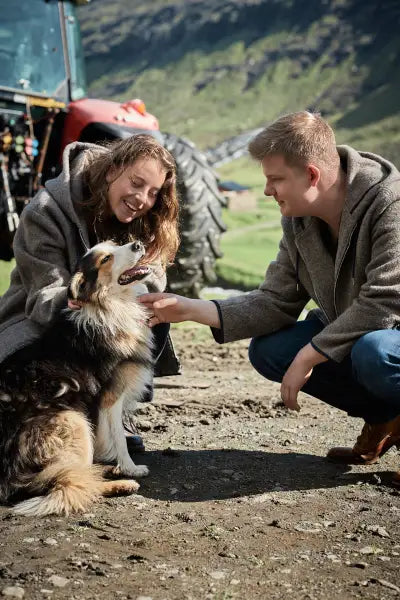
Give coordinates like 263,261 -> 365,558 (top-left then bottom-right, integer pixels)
1,325 -> 400,600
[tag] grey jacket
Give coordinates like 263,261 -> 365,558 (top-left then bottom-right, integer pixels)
0,142 -> 179,374
213,146 -> 400,363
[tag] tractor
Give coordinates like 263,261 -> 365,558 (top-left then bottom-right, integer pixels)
0,0 -> 226,296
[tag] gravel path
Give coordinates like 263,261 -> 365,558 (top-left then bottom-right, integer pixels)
1,326 -> 399,600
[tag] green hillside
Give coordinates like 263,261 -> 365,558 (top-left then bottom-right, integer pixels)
78,0 -> 400,161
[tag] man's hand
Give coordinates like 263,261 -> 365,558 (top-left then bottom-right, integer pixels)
138,292 -> 194,327
138,293 -> 221,328
281,343 -> 328,411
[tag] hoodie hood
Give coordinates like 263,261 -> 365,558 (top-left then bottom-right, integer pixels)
292,145 -> 400,238
45,141 -> 107,247
338,145 -> 400,219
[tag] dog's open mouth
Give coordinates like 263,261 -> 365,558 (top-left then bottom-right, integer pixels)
118,265 -> 150,285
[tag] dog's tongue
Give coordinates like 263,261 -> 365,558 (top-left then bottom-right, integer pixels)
122,265 -> 149,278
118,265 -> 150,285
122,267 -> 140,278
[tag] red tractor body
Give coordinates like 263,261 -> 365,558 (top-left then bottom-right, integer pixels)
61,97 -> 159,151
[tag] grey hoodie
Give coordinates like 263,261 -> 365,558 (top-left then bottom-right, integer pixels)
0,142 -> 169,365
212,145 -> 400,362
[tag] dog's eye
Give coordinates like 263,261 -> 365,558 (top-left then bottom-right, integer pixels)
100,255 -> 111,265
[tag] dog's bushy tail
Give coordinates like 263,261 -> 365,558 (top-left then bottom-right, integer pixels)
12,463 -> 104,517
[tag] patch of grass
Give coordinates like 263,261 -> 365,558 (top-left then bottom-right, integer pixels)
217,221 -> 282,289
214,157 -> 283,289
0,261 -> 14,295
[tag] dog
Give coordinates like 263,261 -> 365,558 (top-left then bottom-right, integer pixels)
0,240 -> 155,516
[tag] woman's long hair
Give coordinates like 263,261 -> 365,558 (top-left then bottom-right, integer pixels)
82,134 -> 179,266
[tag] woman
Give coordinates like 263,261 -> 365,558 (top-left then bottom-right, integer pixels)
0,134 -> 181,448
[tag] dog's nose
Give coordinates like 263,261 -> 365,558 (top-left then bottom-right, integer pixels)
131,241 -> 144,253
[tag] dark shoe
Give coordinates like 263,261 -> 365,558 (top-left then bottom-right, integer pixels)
392,471 -> 400,486
125,434 -> 145,454
327,415 -> 400,465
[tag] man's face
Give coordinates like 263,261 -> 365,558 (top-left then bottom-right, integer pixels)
261,154 -> 313,217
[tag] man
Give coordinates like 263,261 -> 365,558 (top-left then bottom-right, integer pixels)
140,111 -> 400,482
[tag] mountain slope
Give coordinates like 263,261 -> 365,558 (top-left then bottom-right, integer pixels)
78,0 -> 400,161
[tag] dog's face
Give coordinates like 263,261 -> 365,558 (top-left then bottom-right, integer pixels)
68,241 -> 152,304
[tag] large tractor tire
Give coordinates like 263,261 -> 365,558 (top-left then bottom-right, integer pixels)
163,133 -> 227,297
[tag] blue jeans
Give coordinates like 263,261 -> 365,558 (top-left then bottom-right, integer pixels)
248,317 -> 400,424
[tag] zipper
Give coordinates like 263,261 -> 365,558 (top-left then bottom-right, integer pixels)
296,246 -> 330,324
78,228 -> 89,252
333,223 -> 358,317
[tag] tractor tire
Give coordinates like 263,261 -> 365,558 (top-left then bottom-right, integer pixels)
163,133 -> 227,298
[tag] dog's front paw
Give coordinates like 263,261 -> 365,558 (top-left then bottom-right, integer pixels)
130,464 -> 150,478
119,463 -> 149,478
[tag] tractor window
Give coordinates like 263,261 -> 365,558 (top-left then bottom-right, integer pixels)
62,2 -> 87,100
0,0 -> 68,100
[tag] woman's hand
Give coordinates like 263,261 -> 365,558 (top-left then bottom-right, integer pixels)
138,293 -> 221,328
280,343 -> 328,411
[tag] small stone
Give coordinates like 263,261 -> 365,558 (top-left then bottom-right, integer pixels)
367,525 -> 390,538
349,562 -> 368,569
359,546 -> 382,555
43,538 -> 57,546
136,420 -> 152,432
209,570 -> 226,580
370,578 -> 400,593
39,591 -> 53,597
2,587 -> 24,599
323,521 -> 336,528
136,597 -> 153,600
47,575 -> 69,588
294,522 -> 322,533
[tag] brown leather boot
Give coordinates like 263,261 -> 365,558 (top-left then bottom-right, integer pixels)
327,415 -> 400,465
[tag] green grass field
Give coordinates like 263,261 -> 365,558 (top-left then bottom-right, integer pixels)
0,261 -> 13,296
216,156 -> 282,289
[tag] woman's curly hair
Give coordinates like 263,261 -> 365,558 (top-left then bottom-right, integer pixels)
82,134 -> 179,267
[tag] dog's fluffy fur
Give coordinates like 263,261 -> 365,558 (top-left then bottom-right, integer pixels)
0,241 -> 155,516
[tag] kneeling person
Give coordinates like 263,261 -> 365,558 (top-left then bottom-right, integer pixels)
139,111 -> 400,482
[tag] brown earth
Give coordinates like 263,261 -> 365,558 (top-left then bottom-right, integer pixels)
1,325 -> 400,600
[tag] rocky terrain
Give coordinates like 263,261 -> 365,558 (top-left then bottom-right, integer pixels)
1,325 -> 400,599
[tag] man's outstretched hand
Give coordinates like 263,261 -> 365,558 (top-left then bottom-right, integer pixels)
138,292 -> 194,327
138,293 -> 221,329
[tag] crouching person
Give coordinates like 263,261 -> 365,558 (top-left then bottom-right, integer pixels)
139,111 -> 400,483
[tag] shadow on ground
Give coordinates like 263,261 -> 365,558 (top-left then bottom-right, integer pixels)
134,448 -> 389,502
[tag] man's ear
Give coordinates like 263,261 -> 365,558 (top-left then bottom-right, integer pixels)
307,164 -> 321,187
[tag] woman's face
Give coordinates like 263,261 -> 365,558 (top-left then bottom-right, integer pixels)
106,157 -> 167,224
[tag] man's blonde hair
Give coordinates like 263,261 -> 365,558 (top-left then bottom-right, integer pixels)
248,111 -> 339,171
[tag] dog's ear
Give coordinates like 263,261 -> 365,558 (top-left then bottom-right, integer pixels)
68,268 -> 98,303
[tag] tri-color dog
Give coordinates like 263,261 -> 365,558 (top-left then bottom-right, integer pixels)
0,240 -> 154,516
